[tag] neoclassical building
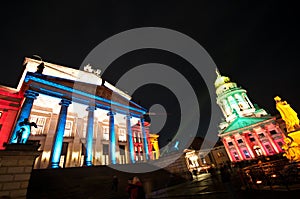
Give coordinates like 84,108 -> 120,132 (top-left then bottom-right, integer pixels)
215,70 -> 286,162
0,57 -> 159,169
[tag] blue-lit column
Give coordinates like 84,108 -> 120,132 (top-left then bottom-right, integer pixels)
108,111 -> 116,164
126,115 -> 135,163
9,90 -> 39,144
140,118 -> 149,160
50,99 -> 71,168
84,105 -> 96,166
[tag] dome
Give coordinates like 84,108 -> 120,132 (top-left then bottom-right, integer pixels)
214,69 -> 231,88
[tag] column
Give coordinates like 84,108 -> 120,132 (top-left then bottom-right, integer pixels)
263,126 -> 280,153
222,138 -> 233,162
108,111 -> 116,164
9,90 -> 39,144
231,135 -> 245,160
84,105 -> 96,166
251,130 -> 268,156
241,133 -> 255,158
126,115 -> 135,163
49,99 -> 71,168
140,118 -> 149,160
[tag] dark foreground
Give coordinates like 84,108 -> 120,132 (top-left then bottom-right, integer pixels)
27,165 -> 300,199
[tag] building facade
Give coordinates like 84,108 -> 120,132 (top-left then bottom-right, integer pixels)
215,70 -> 286,162
0,86 -> 23,150
0,57 -> 159,169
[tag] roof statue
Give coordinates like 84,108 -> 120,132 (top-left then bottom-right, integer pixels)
274,96 -> 300,133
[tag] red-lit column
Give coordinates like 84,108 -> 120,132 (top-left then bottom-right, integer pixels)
252,130 -> 268,156
264,126 -> 280,153
241,133 -> 255,158
222,137 -> 234,161
231,135 -> 245,160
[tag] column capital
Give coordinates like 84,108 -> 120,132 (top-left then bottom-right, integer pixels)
59,99 -> 72,107
24,90 -> 39,99
86,105 -> 96,112
107,111 -> 116,116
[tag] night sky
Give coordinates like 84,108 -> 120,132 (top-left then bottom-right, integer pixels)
1,1 -> 299,146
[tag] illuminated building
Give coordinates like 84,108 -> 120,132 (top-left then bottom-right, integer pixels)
215,70 -> 285,162
0,57 -> 159,168
0,86 -> 23,149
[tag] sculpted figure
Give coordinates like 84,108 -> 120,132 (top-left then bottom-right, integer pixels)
274,96 -> 300,132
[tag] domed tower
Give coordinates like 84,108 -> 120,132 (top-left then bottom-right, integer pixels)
215,69 -> 268,130
215,69 -> 285,162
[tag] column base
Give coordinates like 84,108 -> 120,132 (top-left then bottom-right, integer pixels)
84,161 -> 93,167
50,162 -> 60,168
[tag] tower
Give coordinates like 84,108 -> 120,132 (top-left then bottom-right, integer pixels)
215,69 -> 268,128
215,70 -> 285,162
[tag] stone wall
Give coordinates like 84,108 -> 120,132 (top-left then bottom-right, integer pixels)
0,143 -> 41,199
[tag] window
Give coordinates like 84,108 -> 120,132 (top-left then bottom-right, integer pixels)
103,127 -> 109,140
243,150 -> 250,158
29,116 -> 46,135
0,111 -> 2,119
64,121 -> 73,137
134,131 -> 142,143
103,144 -> 109,155
119,145 -> 125,155
265,144 -> 273,153
217,152 -> 224,157
249,137 -> 255,142
277,141 -> 283,148
118,129 -> 126,142
233,152 -> 239,160
270,130 -> 277,135
258,133 -> 265,138
228,142 -> 233,146
237,139 -> 243,144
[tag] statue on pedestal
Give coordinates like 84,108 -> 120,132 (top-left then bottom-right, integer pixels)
274,96 -> 300,133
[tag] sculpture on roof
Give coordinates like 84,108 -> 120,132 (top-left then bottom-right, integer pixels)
274,96 -> 300,133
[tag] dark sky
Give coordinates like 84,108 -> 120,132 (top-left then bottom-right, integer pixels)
1,1 -> 299,145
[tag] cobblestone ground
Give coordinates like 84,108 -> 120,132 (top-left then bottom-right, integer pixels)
147,172 -> 300,199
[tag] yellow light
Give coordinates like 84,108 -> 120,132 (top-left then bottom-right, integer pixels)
256,180 -> 262,184
271,174 -> 277,178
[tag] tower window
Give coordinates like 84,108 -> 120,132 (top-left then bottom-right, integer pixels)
228,142 -> 233,146
249,137 -> 255,142
237,139 -> 243,144
270,130 -> 277,135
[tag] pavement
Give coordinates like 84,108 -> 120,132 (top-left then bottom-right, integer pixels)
147,172 -> 300,199
27,165 -> 300,199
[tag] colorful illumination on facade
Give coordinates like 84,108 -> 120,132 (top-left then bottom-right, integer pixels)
215,70 -> 286,162
0,57 -> 160,169
275,96 -> 300,162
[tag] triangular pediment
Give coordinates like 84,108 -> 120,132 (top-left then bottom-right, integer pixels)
222,116 -> 272,134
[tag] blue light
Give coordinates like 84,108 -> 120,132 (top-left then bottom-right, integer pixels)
26,73 -> 147,115
50,99 -> 71,168
108,112 -> 116,164
126,115 -> 135,163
